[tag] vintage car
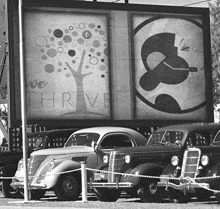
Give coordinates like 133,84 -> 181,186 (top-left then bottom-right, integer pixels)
11,127 -> 148,200
90,123 -> 220,202
2,128 -> 76,198
157,123 -> 220,203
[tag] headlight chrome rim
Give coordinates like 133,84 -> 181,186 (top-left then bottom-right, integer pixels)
201,155 -> 209,166
47,159 -> 55,172
171,156 -> 179,166
17,159 -> 24,170
103,155 -> 108,164
125,155 -> 130,164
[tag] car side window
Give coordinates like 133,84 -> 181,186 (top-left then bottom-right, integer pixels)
99,134 -> 132,149
214,131 -> 220,143
186,131 -> 211,146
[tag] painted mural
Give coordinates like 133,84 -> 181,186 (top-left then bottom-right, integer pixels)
133,15 -> 206,119
24,10 -> 110,119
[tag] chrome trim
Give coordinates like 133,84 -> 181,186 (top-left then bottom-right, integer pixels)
181,147 -> 201,179
108,152 -> 124,183
157,181 -> 210,190
89,182 -> 133,188
11,181 -> 47,189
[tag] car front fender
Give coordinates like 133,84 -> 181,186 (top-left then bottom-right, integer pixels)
120,163 -> 164,186
38,160 -> 81,189
0,164 -> 18,181
205,163 -> 220,190
161,164 -> 176,176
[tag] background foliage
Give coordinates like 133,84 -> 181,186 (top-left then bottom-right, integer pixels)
210,0 -> 220,108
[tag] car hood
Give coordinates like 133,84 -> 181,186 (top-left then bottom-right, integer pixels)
31,146 -> 93,156
112,143 -> 182,155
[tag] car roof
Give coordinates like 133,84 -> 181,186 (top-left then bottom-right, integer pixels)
155,123 -> 220,133
72,126 -> 147,140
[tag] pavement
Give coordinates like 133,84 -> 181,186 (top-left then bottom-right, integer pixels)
0,201 -> 99,209
0,207 -> 93,209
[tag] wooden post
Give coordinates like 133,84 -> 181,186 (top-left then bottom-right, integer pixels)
18,0 -> 29,202
81,161 -> 88,202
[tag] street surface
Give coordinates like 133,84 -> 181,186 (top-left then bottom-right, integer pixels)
0,191 -> 219,209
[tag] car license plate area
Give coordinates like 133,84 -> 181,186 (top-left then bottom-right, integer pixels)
160,175 -> 169,183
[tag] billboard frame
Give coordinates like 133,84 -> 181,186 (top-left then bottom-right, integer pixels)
7,0 -> 213,127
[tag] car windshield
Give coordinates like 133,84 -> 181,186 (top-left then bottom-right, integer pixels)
64,133 -> 100,147
147,131 -> 165,145
147,131 -> 184,145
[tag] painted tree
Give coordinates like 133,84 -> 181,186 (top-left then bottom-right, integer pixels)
35,18 -> 109,118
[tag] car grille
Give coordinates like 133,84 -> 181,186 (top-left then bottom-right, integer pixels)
181,148 -> 201,179
108,152 -> 124,183
28,155 -> 47,181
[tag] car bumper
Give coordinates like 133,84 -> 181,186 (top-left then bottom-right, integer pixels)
11,181 -> 47,190
157,176 -> 210,191
89,181 -> 133,189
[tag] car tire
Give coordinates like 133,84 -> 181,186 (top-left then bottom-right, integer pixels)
2,179 -> 20,198
126,190 -> 138,198
167,188 -> 189,203
137,180 -> 162,202
196,192 -> 211,201
30,190 -> 46,200
215,193 -> 220,203
19,189 -> 46,200
54,174 -> 81,201
94,188 -> 121,202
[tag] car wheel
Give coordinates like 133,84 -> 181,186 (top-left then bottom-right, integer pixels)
30,190 -> 46,200
54,174 -> 81,201
196,192 -> 211,202
215,193 -> 220,203
19,189 -> 46,200
126,190 -> 138,198
94,188 -> 121,202
2,179 -> 20,198
167,188 -> 189,203
137,180 -> 162,202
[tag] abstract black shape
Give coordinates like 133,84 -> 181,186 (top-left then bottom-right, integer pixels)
155,94 -> 181,113
140,33 -> 190,91
133,16 -> 205,114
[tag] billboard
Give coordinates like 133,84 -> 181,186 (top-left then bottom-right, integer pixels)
8,0 -> 213,127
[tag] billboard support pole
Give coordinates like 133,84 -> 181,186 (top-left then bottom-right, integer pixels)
18,0 -> 29,202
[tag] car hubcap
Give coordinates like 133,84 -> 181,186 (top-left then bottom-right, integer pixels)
64,179 -> 74,193
149,182 -> 157,194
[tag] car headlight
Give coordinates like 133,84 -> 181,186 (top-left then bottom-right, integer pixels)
201,155 -> 209,166
17,159 -> 24,170
124,155 -> 130,164
171,156 -> 179,166
103,155 -> 108,164
47,159 -> 55,172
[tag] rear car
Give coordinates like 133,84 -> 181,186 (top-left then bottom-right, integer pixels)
90,123 -> 220,202
157,123 -> 220,202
